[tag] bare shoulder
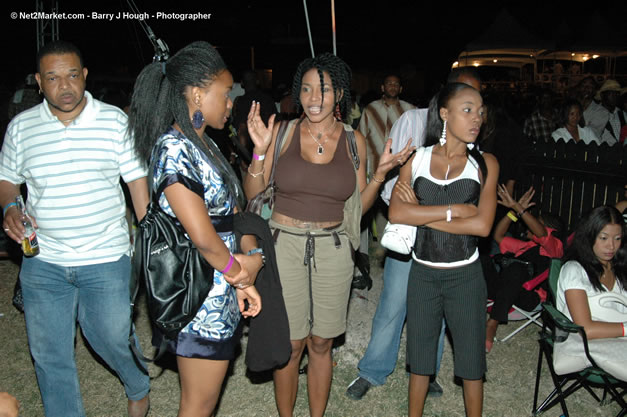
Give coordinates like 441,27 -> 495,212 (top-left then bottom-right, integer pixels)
482,152 -> 499,166
483,152 -> 500,173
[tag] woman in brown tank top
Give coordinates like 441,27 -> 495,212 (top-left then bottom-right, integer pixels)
243,53 -> 413,417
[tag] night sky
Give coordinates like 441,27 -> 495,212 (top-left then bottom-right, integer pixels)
4,0 -> 627,99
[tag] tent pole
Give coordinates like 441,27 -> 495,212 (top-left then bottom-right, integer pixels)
331,0 -> 337,55
303,0 -> 315,58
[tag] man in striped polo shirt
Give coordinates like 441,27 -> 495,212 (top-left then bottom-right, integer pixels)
0,41 -> 150,417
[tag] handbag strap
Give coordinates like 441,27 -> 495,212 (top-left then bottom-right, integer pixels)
341,123 -> 360,171
267,120 -> 290,185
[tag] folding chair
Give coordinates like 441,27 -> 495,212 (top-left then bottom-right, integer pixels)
532,259 -> 627,417
490,254 -> 548,343
498,303 -> 543,342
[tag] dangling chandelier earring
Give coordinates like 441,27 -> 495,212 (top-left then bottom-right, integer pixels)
439,120 -> 447,146
334,103 -> 342,121
191,97 -> 205,129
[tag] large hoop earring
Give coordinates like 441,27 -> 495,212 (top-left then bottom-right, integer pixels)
439,120 -> 447,146
191,97 -> 204,129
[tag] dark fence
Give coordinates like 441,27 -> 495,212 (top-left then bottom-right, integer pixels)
515,139 -> 626,232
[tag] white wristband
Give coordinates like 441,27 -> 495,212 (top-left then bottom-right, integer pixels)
446,205 -> 452,223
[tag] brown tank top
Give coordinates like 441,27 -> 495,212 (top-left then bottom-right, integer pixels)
273,122 -> 356,222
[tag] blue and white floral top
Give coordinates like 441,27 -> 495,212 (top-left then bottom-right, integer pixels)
152,127 -> 239,341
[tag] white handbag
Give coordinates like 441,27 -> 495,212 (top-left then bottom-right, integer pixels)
380,223 -> 416,254
380,147 -> 426,255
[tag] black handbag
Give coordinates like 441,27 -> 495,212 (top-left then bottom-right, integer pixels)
131,180 -> 217,342
493,253 -> 534,280
245,120 -> 290,219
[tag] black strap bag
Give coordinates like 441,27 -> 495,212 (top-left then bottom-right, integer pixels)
130,180 -> 220,359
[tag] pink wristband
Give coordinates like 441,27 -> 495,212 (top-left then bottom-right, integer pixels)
221,254 -> 234,275
253,153 -> 265,161
623,323 -> 625,337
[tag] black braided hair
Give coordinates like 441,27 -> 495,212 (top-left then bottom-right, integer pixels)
128,41 -> 226,165
128,41 -> 245,206
424,82 -> 488,185
291,53 -> 352,119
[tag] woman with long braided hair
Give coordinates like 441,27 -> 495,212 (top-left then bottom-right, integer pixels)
129,41 -> 263,417
244,53 -> 413,416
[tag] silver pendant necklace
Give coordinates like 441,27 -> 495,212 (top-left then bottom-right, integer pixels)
306,119 -> 336,155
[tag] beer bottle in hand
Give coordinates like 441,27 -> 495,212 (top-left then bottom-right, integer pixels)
15,195 -> 39,257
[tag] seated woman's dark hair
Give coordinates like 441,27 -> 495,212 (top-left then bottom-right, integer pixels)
556,98 -> 584,128
424,82 -> 488,184
128,40 -> 227,165
563,205 -> 627,292
291,53 -> 352,120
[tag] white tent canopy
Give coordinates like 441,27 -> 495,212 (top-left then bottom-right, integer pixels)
453,9 -> 627,83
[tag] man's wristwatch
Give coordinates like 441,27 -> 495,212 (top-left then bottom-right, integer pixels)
247,248 -> 266,267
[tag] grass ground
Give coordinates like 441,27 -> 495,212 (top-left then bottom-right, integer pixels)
0,250 -> 623,416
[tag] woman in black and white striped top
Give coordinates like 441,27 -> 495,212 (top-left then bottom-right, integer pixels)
389,82 -> 499,417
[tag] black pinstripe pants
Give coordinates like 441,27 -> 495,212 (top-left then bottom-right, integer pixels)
406,259 -> 487,380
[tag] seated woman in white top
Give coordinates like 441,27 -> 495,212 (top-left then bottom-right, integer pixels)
551,99 -> 600,145
555,205 -> 627,381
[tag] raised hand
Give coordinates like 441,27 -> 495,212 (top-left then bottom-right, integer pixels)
517,186 -> 536,211
246,101 -> 276,155
496,184 -> 517,208
375,139 -> 415,177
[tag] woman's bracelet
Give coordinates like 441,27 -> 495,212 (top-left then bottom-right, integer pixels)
3,202 -> 17,216
247,165 -> 265,178
517,207 -> 530,218
506,210 -> 518,222
372,175 -> 385,183
221,254 -> 234,275
252,153 -> 265,161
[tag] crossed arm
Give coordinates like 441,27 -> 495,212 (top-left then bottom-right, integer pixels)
389,152 -> 499,237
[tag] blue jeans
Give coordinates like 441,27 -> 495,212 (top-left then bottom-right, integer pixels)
358,253 -> 445,386
20,255 -> 150,417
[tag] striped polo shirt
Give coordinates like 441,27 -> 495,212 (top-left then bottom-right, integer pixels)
0,91 -> 147,266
